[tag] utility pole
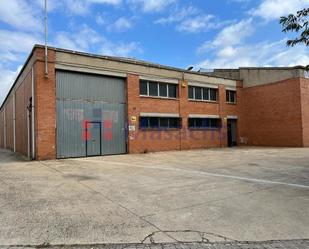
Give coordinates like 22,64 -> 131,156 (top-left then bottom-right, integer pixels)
44,0 -> 48,78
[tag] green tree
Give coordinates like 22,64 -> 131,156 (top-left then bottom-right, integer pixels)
280,8 -> 309,47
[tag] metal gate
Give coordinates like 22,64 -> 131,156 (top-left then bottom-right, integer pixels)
56,71 -> 127,159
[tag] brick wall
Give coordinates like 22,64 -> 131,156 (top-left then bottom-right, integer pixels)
127,74 -> 182,153
0,110 -> 4,148
239,78 -> 303,147
15,71 -> 32,157
127,74 -> 240,153
5,96 -> 14,150
0,58 -> 33,157
300,78 -> 309,147
34,48 -> 56,160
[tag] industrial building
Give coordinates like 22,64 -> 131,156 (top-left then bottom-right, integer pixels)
0,45 -> 309,160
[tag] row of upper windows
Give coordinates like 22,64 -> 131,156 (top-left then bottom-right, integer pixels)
139,117 -> 221,130
139,80 -> 237,103
140,80 -> 178,98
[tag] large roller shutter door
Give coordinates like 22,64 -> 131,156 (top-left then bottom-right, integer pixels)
56,71 -> 126,159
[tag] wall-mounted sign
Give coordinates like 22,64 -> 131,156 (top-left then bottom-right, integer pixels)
131,116 -> 137,122
128,125 -> 136,131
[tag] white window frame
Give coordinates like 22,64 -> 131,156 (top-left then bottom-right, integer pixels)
189,86 -> 218,102
140,80 -> 178,99
226,90 -> 237,104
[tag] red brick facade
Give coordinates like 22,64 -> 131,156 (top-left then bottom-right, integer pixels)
300,78 -> 309,146
127,74 -> 240,154
1,46 -> 309,160
34,48 -> 56,160
239,78 -> 303,147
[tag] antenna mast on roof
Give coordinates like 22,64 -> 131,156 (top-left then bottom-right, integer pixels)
44,0 -> 48,78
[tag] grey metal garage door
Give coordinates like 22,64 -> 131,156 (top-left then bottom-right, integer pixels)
56,71 -> 127,159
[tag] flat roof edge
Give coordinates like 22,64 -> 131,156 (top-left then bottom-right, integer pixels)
213,66 -> 306,71
0,46 -> 37,110
34,44 -> 236,81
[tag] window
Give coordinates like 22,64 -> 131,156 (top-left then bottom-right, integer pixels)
188,86 -> 218,101
139,80 -> 178,98
195,87 -> 202,100
159,83 -> 168,97
168,84 -> 178,98
226,90 -> 236,103
140,80 -> 148,95
188,118 -> 221,129
139,117 -> 182,129
189,86 -> 194,99
149,82 -> 158,96
209,88 -> 217,101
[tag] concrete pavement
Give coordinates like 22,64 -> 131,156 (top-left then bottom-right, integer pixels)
0,147 -> 308,246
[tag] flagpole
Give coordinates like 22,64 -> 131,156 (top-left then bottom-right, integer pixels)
44,0 -> 48,78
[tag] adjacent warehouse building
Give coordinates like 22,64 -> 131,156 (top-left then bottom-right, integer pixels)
0,45 -> 308,160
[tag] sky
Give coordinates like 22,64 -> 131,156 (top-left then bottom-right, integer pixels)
0,0 -> 309,104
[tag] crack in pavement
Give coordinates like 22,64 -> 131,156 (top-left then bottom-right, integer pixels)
140,230 -> 237,244
0,239 -> 308,249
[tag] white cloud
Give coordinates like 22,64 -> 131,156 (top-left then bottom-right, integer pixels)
0,66 -> 21,106
197,36 -> 309,69
0,30 -> 41,55
198,19 -> 254,53
251,0 -> 309,21
155,5 -> 231,33
155,6 -> 199,24
109,17 -> 133,32
196,16 -> 309,69
176,15 -> 215,33
0,29 -> 40,105
127,0 -> 176,12
53,25 -> 142,57
100,41 -> 142,57
96,15 -> 106,25
45,0 -> 122,15
0,0 -> 42,31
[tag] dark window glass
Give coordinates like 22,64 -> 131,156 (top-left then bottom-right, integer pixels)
159,83 -> 168,97
169,118 -> 181,128
149,82 -> 158,96
189,86 -> 194,99
140,80 -> 148,95
230,91 -> 236,103
188,118 -> 220,129
202,88 -> 209,100
226,90 -> 236,103
140,117 -> 181,129
195,118 -> 203,127
140,117 -> 149,128
202,118 -> 210,128
195,87 -> 202,100
188,118 -> 195,128
210,119 -> 220,128
168,84 -> 178,98
149,117 -> 159,128
159,117 -> 169,128
209,89 -> 218,101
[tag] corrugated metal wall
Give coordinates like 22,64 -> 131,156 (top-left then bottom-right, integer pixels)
56,71 -> 127,158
